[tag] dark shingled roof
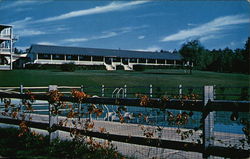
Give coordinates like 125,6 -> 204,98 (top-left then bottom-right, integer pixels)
29,44 -> 183,60
0,24 -> 12,32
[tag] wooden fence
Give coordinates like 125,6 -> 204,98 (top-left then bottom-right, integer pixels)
0,85 -> 249,158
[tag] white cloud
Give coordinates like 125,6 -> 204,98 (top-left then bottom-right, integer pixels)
56,27 -> 69,31
36,1 -> 148,23
161,14 -> 250,42
37,42 -> 57,45
63,25 -> 147,43
16,29 -> 45,37
105,25 -> 148,35
63,32 -> 117,43
9,18 -> 70,37
0,1 -> 36,10
10,17 -> 32,29
0,0 -> 50,10
230,41 -> 236,46
16,46 -> 29,51
138,35 -> 145,39
16,7 -> 33,12
199,35 -> 219,42
187,23 -> 197,26
136,46 -> 161,52
64,38 -> 88,43
94,32 -> 118,39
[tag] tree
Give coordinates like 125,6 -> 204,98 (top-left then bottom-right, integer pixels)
179,40 -> 206,69
243,37 -> 250,74
232,48 -> 244,73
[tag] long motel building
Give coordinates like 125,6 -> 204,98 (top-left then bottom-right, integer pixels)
27,44 -> 187,71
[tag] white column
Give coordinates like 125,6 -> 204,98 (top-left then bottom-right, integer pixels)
165,60 -> 167,65
10,27 -> 13,70
64,55 -> 66,61
174,60 -> 176,65
155,59 -> 158,64
137,58 -> 139,64
50,54 -> 53,64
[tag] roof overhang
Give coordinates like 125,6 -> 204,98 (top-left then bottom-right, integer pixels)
0,24 -> 12,31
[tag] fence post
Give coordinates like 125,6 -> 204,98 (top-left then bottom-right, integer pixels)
79,85 -> 84,120
101,85 -> 105,97
124,85 -> 127,98
213,85 -> 216,100
80,85 -> 84,92
203,86 -> 214,158
179,84 -> 182,98
48,85 -> 58,142
149,84 -> 153,98
19,85 -> 24,112
179,84 -> 182,113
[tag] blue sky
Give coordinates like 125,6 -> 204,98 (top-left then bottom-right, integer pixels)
1,0 -> 249,51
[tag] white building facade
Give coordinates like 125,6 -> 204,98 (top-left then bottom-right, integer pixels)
0,24 -> 14,70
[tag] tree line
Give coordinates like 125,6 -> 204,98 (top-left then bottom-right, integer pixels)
178,37 -> 250,74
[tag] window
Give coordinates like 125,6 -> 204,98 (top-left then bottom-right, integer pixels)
122,58 -> 128,64
79,55 -> 91,61
38,54 -> 50,59
129,58 -> 137,63
168,60 -> 174,64
176,60 -> 182,64
138,58 -> 146,63
66,55 -> 78,60
92,56 -> 103,61
157,59 -> 165,64
147,59 -> 156,63
105,57 -> 112,64
113,57 -> 121,62
52,54 -> 64,60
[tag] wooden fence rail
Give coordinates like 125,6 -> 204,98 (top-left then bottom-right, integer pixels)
0,91 -> 249,112
0,117 -> 248,158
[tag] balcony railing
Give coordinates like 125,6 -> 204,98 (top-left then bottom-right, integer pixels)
0,48 -> 12,54
0,34 -> 11,39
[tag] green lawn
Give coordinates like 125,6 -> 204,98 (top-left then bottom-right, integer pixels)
0,69 -> 249,99
0,69 -> 249,87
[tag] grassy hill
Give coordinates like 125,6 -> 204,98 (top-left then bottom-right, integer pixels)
0,69 -> 249,99
0,69 -> 249,87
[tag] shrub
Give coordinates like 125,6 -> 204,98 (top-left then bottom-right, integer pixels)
60,63 -> 76,72
133,65 -> 145,71
0,128 -> 127,159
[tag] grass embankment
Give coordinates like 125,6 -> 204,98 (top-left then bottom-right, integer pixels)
0,127 -> 125,159
0,69 -> 249,87
0,69 -> 249,99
